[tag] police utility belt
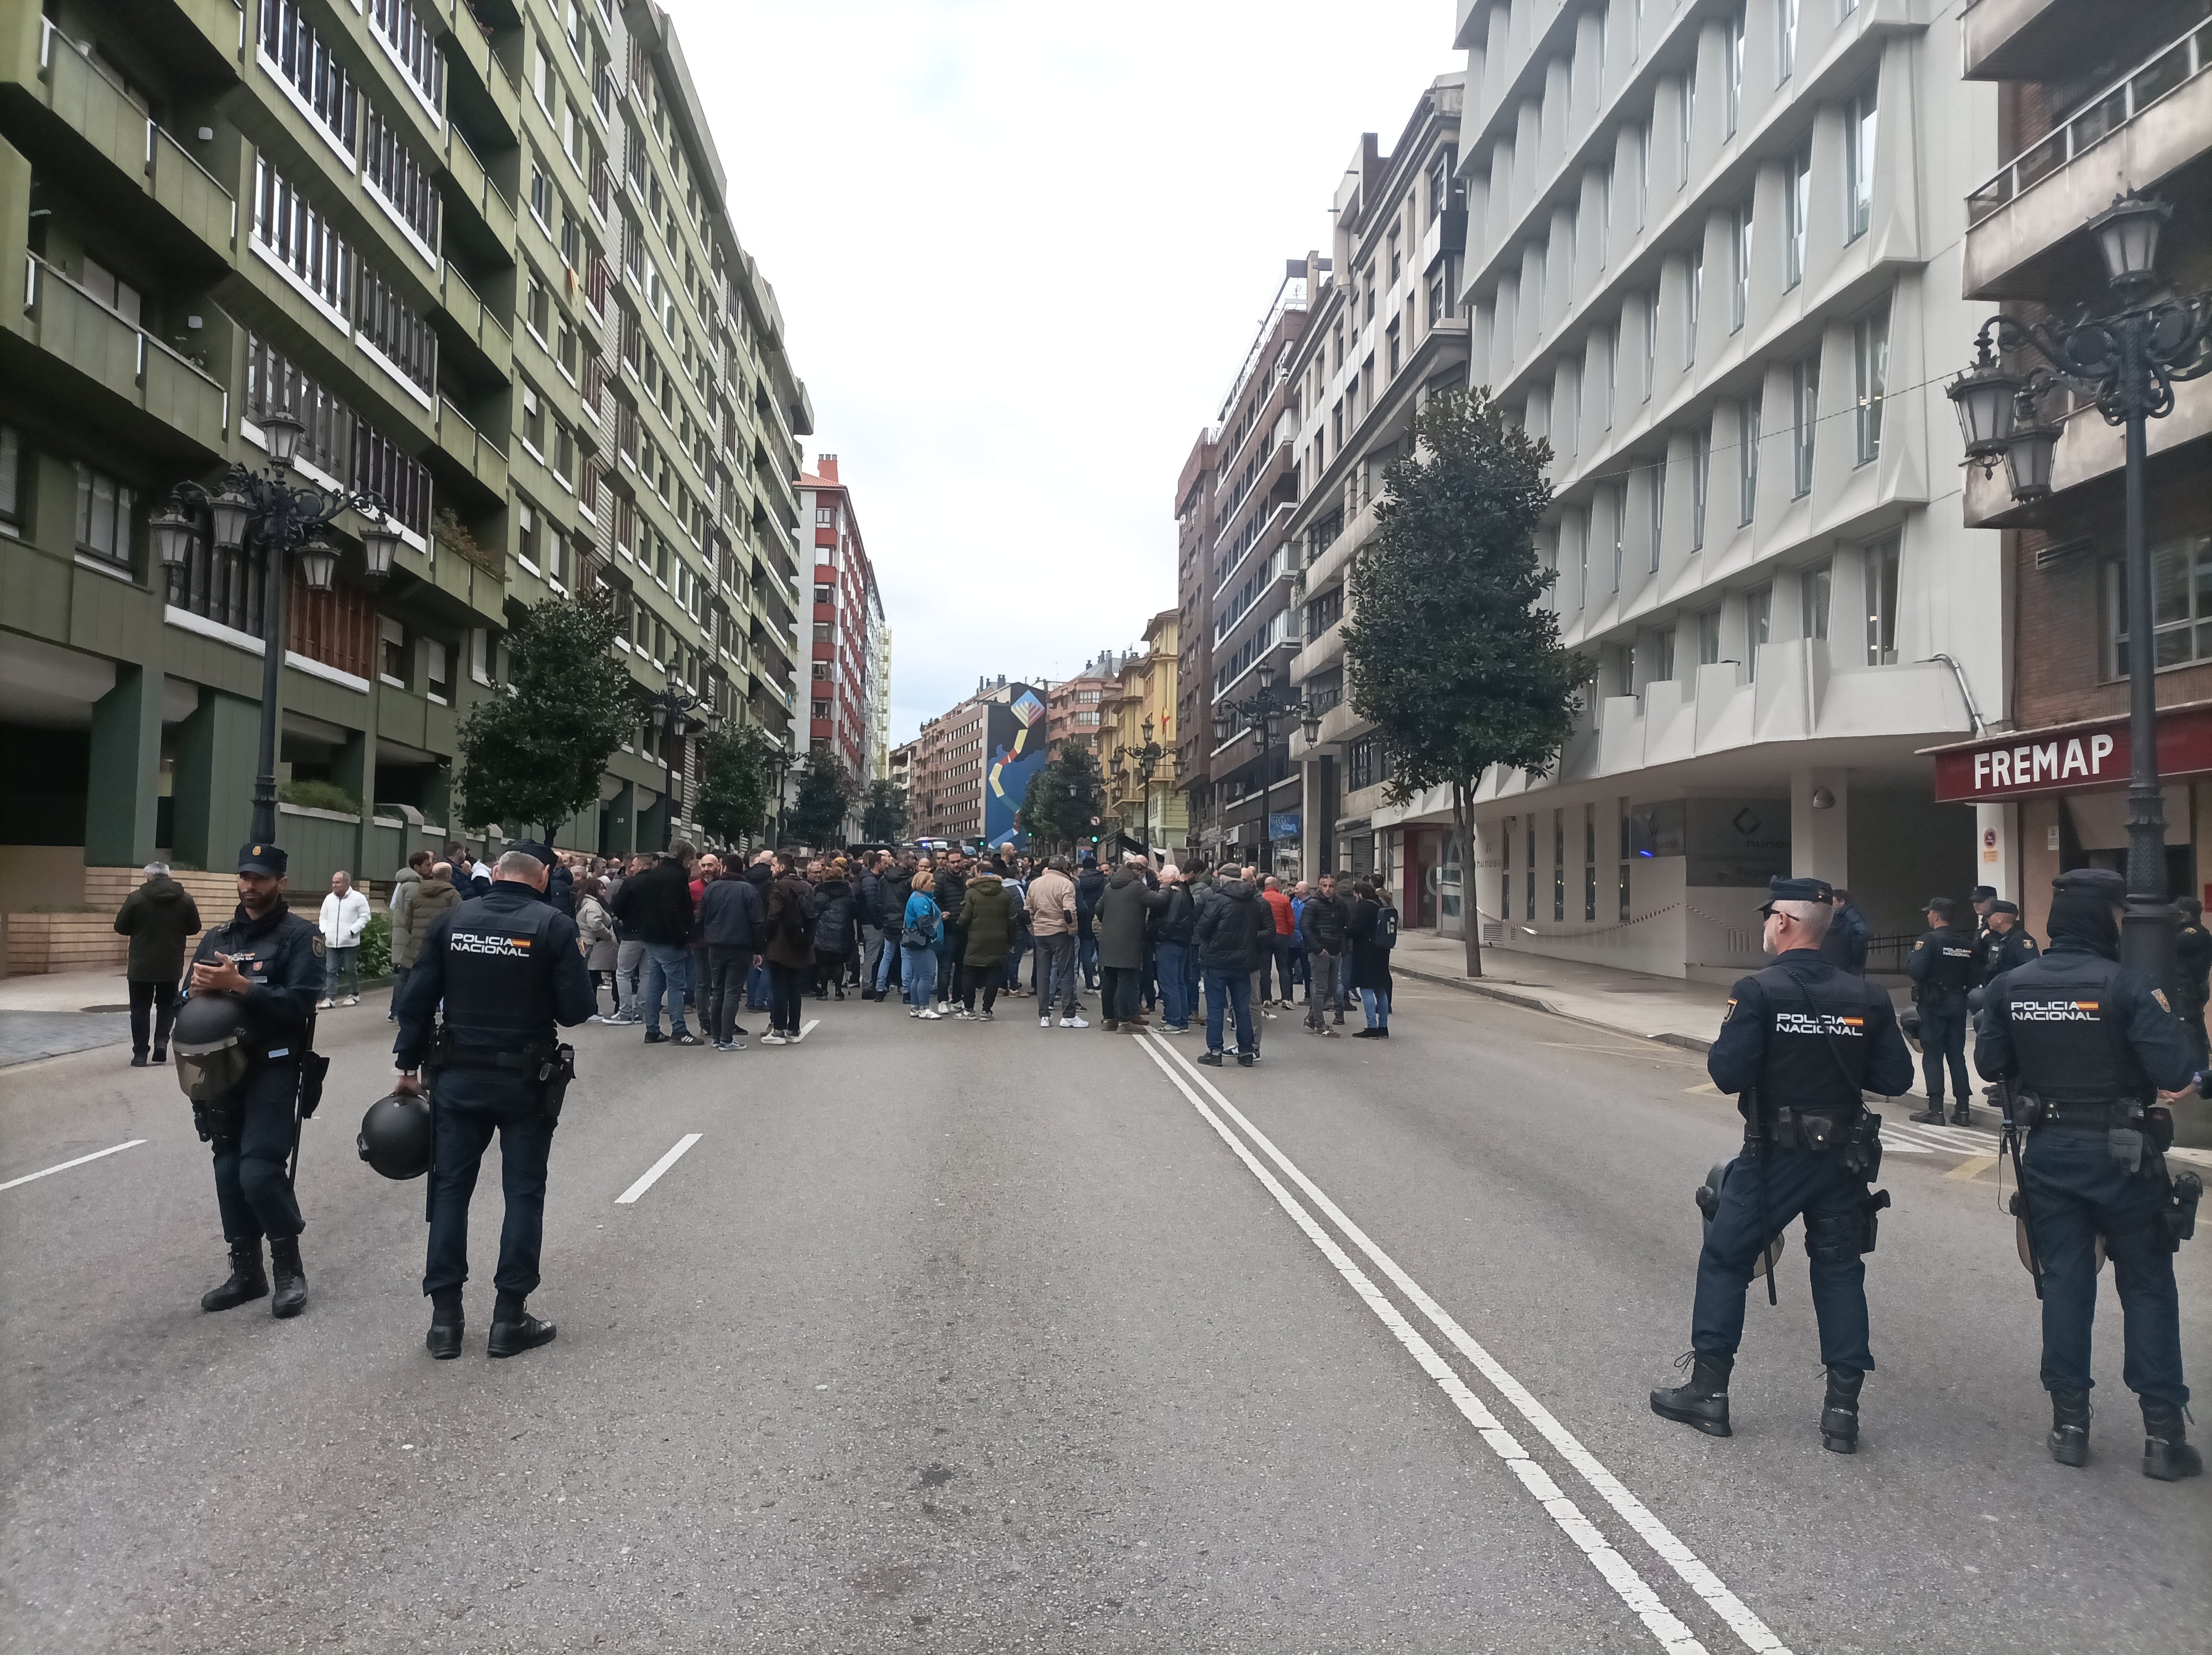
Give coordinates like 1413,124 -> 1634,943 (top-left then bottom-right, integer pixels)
1761,1103 -> 1863,1152
2016,1095 -> 2149,1132
430,1028 -> 576,1120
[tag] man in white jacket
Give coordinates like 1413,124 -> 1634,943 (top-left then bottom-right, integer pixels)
317,870 -> 372,1008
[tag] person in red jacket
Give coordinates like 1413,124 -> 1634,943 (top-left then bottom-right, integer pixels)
1258,876 -> 1296,1008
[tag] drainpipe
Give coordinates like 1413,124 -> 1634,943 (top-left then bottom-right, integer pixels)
1921,654 -> 1986,740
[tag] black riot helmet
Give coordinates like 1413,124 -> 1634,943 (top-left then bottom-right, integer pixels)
171,994 -> 250,1102
357,1091 -> 432,1180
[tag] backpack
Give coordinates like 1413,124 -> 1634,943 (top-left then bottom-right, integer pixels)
1372,903 -> 1399,951
778,882 -> 812,945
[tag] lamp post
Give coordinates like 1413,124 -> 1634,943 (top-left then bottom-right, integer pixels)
765,740 -> 794,849
151,412 -> 401,846
1212,660 -> 1320,881
1947,191 -> 2212,996
646,685 -> 712,851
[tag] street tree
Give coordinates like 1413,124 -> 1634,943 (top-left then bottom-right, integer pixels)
1019,739 -> 1103,850
455,590 -> 643,841
1342,384 -> 1590,979
695,722 -> 777,850
787,751 -> 855,848
860,779 -> 909,843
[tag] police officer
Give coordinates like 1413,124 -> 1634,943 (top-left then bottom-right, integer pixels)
183,843 -> 325,1318
2172,897 -> 2211,1069
393,842 -> 593,1359
1974,867 -> 2201,1480
1976,900 -> 2039,986
1907,897 -> 1978,1126
1651,877 -> 1914,1451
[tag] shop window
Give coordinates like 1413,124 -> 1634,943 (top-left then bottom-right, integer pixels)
1553,809 -> 1565,922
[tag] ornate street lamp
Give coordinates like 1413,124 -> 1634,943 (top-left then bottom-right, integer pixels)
1213,655 -> 1316,880
1947,190 -> 2212,995
646,684 -> 716,850
156,410 -> 399,846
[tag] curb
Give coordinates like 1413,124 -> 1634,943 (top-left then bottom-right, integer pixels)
1391,960 -> 1716,1054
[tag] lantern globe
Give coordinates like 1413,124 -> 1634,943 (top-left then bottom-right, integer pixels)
2087,192 -> 2168,292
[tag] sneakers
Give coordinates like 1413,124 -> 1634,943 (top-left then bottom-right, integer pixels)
979,1010 -> 995,1022
1102,1019 -> 1120,1032
1321,1026 -> 1341,1038
670,1031 -> 703,1047
1237,1052 -> 1255,1067
760,1032 -> 787,1045
1041,1016 -> 1052,1028
908,1009 -> 920,1019
1198,1051 -> 1224,1067
714,1039 -> 746,1053
955,1008 -> 975,1021
642,1029 -> 667,1044
935,1002 -> 951,1016
317,997 -> 335,1010
343,996 -> 359,1007
919,1009 -> 942,1020
1161,1024 -> 1188,1035
1060,1016 -> 1088,1029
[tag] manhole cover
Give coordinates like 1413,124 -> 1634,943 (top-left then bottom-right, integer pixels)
1732,808 -> 1761,836
79,1005 -> 131,1014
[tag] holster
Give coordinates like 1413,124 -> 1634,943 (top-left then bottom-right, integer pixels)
297,1051 -> 330,1120
1804,1188 -> 1891,1263
191,1097 -> 237,1143
538,1043 -> 576,1126
2163,1170 -> 2203,1250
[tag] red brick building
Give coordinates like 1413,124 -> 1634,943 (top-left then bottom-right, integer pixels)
799,456 -> 883,818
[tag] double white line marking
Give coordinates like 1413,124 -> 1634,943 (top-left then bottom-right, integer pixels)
1136,1032 -> 1790,1655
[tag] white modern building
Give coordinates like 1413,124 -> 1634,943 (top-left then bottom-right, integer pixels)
1417,0 -> 2006,980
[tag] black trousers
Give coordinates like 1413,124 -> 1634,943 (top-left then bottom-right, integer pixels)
962,964 -> 1003,1014
706,945 -> 751,1043
424,1085 -> 555,1299
767,961 -> 806,1034
1919,1002 -> 1970,1104
2177,987 -> 2210,1070
129,977 -> 177,1057
1100,966 -> 1142,1022
210,1060 -> 303,1244
813,951 -> 850,995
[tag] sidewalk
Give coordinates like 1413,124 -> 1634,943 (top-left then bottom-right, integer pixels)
0,967 -> 135,1067
1389,933 -> 1733,1051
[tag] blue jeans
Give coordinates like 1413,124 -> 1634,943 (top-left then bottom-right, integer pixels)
1203,966 -> 1254,1055
1035,933 -> 1078,1014
1078,934 -> 1099,987
901,943 -> 937,1009
2023,1130 -> 2187,1406
747,961 -> 771,1010
324,945 -> 359,1000
874,933 -> 902,993
641,942 -> 691,1034
1360,986 -> 1391,1029
1691,1148 -> 1874,1371
1156,941 -> 1192,1027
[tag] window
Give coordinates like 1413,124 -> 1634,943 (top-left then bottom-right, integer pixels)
1596,167 -> 1611,270
1388,228 -> 1402,284
1684,246 -> 1703,365
1738,393 -> 1761,524
1845,78 -> 1877,243
1678,66 -> 1694,188
1604,320 -> 1619,429
1725,5 -> 1746,138
1698,607 -> 1722,665
253,159 -> 347,318
1800,561 -> 1831,641
529,148 -> 552,227
1853,303 -> 1889,465
425,637 -> 451,704
1777,0 -> 1798,79
812,699 -> 832,722
1584,804 -> 1598,922
814,583 -> 833,606
355,263 -> 435,395
1553,810 -> 1566,922
74,464 -> 134,565
1792,354 -> 1819,495
1745,584 -> 1772,679
1730,199 -> 1752,332
366,0 -> 444,111
1784,140 -> 1810,290
1607,486 -> 1624,591
1865,537 -> 1901,665
260,0 -> 358,155
525,274 -> 550,342
517,499 -> 539,571
362,105 -> 439,253
1642,285 -> 1658,398
1634,119 -> 1651,231
1572,506 -> 1590,608
812,622 -> 832,644
1651,626 -> 1676,683
1386,318 -> 1401,377
521,384 -> 545,455
379,616 -> 408,686
811,661 -> 831,680
1690,423 -> 1711,549
1648,457 -> 1665,570
0,425 -> 22,527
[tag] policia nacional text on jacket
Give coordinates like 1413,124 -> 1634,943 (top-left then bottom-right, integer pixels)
393,844 -> 593,1360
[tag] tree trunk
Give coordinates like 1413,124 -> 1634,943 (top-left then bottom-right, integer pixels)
1454,780 -> 1482,979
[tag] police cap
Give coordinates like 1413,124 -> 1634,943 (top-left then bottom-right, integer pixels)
2054,867 -> 2127,902
1989,899 -> 2020,916
1924,896 -> 1957,920
237,842 -> 287,875
1971,885 -> 1999,901
505,840 -> 557,867
1759,876 -> 1833,913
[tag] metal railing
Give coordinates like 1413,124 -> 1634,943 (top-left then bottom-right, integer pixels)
1967,15 -> 2212,224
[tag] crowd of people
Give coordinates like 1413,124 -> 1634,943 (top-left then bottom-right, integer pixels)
479,841 -> 1406,1062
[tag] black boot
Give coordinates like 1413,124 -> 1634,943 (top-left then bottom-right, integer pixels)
1950,1102 -> 1973,1128
1909,1104 -> 1945,1124
1651,1351 -> 1734,1437
2048,1389 -> 2090,1467
1820,1366 -> 1865,1454
200,1240 -> 268,1312
268,1236 -> 306,1319
2142,1399 -> 2204,1481
488,1292 -> 556,1358
427,1291 -> 463,1360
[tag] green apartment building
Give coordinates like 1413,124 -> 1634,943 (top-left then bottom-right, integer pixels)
0,0 -> 809,972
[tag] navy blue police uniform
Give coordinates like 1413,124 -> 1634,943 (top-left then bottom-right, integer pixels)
1655,877 -> 1914,1451
1974,867 -> 2200,1476
1975,903 -> 2040,987
2172,910 -> 2212,1069
181,844 -> 324,1274
1906,901 -> 1978,1122
394,844 -> 593,1357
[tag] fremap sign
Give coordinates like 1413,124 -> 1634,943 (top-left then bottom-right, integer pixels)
1929,704 -> 2212,802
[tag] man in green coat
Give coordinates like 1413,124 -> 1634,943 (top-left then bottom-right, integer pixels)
957,870 -> 1016,1020
114,861 -> 201,1066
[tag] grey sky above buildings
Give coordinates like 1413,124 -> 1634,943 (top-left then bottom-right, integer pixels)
675,0 -> 1458,743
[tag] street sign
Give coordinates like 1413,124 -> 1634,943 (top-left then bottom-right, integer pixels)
1090,815 -> 1101,826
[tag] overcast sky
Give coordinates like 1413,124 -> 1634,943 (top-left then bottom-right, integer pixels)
672,1 -> 1460,744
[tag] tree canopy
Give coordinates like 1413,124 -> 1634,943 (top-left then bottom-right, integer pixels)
1019,740 -> 1104,849
695,722 -> 778,849
1341,384 -> 1589,977
787,750 -> 855,847
860,778 -> 909,843
455,590 -> 643,841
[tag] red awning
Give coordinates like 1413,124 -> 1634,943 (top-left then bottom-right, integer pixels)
1926,701 -> 2212,803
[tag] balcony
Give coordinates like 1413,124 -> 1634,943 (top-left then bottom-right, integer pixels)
435,261 -> 512,381
442,125 -> 517,253
430,395 -> 508,501
1964,0 -> 2127,83
11,254 -> 227,459
1964,374 -> 2212,528
1964,14 -> 2212,298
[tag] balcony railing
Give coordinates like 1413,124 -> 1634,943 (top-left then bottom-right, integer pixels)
1967,14 -> 2212,224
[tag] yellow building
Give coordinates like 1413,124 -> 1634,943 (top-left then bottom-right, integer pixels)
1103,610 -> 1185,850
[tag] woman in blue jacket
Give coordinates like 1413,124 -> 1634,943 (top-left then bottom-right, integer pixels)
902,871 -> 944,1019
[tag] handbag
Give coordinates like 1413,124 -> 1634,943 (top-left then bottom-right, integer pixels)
901,900 -> 940,951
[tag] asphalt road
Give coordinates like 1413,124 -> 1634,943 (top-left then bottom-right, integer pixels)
1,977 -> 2205,1654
